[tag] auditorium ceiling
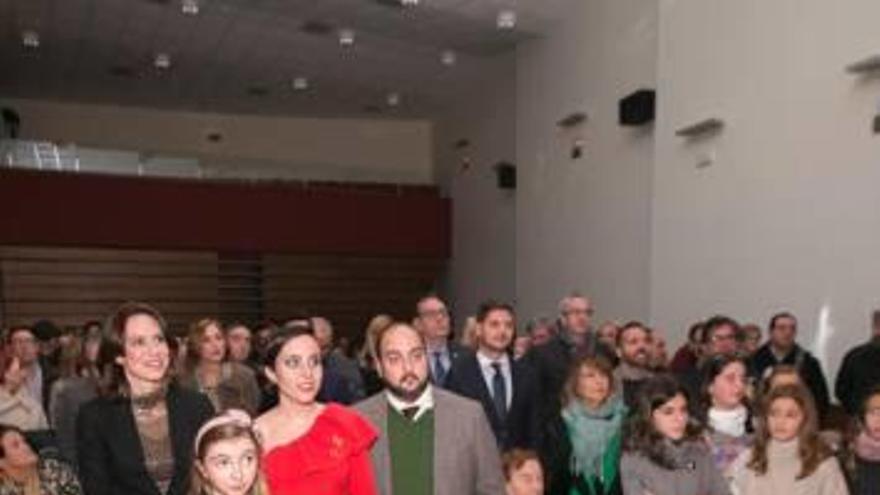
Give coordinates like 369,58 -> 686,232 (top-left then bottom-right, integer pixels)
0,0 -> 570,118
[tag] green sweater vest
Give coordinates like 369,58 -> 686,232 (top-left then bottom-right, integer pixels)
387,408 -> 434,495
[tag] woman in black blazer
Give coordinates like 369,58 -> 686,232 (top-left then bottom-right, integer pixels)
76,302 -> 214,495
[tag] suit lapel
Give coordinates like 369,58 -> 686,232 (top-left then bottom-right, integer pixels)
468,355 -> 500,427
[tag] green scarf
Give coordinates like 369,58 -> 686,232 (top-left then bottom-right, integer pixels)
562,395 -> 626,494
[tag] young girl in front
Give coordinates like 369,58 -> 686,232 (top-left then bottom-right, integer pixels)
620,375 -> 730,495
730,383 -> 848,495
191,409 -> 267,495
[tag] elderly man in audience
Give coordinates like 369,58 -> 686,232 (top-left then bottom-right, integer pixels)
526,292 -> 615,427
836,309 -> 880,416
356,321 -> 504,495
446,300 -> 540,450
749,311 -> 830,422
414,295 -> 466,388
312,316 -> 365,401
613,321 -> 657,408
6,326 -> 56,412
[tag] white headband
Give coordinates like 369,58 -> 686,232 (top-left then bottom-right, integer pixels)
194,409 -> 254,454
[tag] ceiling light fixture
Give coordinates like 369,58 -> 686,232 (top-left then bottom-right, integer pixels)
387,92 -> 401,107
441,50 -> 457,66
21,30 -> 40,49
181,0 -> 199,15
154,53 -> 172,70
339,29 -> 355,46
400,0 -> 419,6
292,76 -> 309,91
497,10 -> 517,29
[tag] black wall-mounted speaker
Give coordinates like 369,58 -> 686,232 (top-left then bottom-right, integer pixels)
619,89 -> 655,126
495,162 -> 516,190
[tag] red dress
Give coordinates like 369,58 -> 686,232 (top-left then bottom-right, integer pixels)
262,404 -> 379,495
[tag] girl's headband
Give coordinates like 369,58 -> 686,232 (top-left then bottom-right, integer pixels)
194,409 -> 254,454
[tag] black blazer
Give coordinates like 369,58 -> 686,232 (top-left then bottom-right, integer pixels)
76,383 -> 215,495
446,349 -> 540,451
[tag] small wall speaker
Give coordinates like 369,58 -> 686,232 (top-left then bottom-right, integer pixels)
619,89 -> 655,126
495,162 -> 516,190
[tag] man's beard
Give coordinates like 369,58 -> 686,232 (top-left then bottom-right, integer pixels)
383,373 -> 429,403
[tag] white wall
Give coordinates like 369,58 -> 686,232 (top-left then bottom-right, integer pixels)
2,98 -> 434,184
652,0 -> 880,379
434,56 -> 518,323
515,0 -> 657,324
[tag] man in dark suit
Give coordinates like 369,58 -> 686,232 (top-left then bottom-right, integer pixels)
414,295 -> 465,388
526,292 -> 615,426
446,300 -> 540,450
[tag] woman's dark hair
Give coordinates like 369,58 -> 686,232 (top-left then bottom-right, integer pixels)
700,354 -> 750,412
96,301 -> 171,398
261,325 -> 316,370
622,374 -> 702,469
748,383 -> 829,479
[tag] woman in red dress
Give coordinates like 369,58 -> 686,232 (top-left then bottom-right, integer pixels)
254,324 -> 378,495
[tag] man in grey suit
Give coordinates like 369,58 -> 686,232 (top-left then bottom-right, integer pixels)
355,321 -> 505,495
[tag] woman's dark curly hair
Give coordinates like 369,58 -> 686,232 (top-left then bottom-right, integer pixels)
622,374 -> 703,469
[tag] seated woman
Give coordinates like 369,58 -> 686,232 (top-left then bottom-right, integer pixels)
0,355 -> 47,433
503,449 -> 544,495
730,383 -> 848,495
180,319 -> 261,415
0,424 -> 81,495
620,375 -> 730,495
543,356 -> 625,495
254,326 -> 378,495
76,302 -> 215,495
190,409 -> 267,495
700,355 -> 753,481
842,384 -> 880,495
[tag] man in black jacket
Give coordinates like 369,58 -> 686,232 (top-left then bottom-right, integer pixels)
836,309 -> 880,416
414,295 -> 466,388
525,292 -> 615,427
446,300 -> 540,450
750,311 -> 830,421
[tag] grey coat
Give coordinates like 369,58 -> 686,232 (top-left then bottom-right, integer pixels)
354,387 -> 505,495
620,440 -> 731,495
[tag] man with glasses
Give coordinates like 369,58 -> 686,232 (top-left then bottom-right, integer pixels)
414,295 -> 465,388
526,292 -> 615,426
749,311 -> 830,421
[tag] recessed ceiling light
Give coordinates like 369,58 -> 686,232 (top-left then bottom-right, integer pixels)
441,50 -> 456,66
497,10 -> 517,29
387,92 -> 401,107
400,0 -> 419,6
339,29 -> 355,46
21,30 -> 40,49
181,0 -> 199,15
154,53 -> 172,70
292,76 -> 309,91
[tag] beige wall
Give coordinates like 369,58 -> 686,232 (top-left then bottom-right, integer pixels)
2,98 -> 434,184
515,0 -> 657,324
434,55 -> 517,322
652,0 -> 880,377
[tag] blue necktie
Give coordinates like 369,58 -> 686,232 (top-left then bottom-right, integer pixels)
491,362 -> 507,421
433,351 -> 447,385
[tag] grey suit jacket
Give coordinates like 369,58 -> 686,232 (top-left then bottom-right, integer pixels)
355,387 -> 505,495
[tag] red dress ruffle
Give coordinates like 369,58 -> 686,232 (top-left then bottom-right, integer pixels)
263,404 -> 379,495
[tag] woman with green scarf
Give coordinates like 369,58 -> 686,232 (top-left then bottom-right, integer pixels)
542,355 -> 626,495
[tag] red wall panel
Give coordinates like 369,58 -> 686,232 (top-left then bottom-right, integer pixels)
0,170 -> 450,257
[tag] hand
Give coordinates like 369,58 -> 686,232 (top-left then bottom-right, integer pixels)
3,357 -> 26,393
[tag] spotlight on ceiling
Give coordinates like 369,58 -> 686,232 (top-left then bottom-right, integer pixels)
181,0 -> 199,15
497,10 -> 517,30
292,76 -> 309,91
154,53 -> 172,70
386,92 -> 401,107
441,50 -> 457,66
339,29 -> 355,46
21,30 -> 40,49
400,0 -> 419,5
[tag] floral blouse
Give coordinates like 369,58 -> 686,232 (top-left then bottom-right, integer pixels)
0,458 -> 82,495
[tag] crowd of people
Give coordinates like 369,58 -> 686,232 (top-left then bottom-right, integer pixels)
0,292 -> 879,495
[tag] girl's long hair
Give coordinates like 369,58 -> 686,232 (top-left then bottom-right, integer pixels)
747,383 -> 830,479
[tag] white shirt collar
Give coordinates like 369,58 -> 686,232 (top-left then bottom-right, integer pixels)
476,350 -> 510,369
385,384 -> 434,421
